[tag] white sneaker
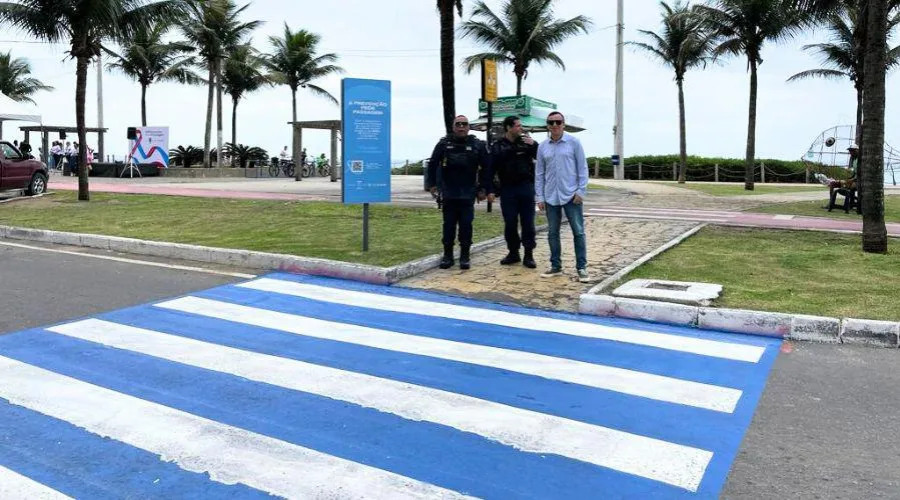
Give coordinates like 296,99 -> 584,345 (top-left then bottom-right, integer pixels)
577,269 -> 590,283
541,267 -> 563,278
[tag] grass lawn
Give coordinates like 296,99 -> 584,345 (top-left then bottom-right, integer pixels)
668,182 -> 825,196
753,194 -> 900,223
0,192 -> 506,267
613,226 -> 900,321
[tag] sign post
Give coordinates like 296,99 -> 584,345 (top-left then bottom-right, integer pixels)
341,78 -> 391,252
481,59 -> 497,212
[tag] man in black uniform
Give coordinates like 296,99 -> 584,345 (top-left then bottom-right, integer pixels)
425,115 -> 490,270
487,115 -> 538,268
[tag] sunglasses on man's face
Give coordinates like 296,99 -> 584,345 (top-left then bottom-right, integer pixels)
546,120 -> 563,126
454,122 -> 469,127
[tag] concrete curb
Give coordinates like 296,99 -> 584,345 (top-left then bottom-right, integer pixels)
587,223 -> 707,294
0,223 -> 533,285
579,294 -> 899,348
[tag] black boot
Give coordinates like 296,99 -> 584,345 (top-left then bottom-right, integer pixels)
522,248 -> 536,269
459,245 -> 471,270
500,250 -> 521,265
439,244 -> 454,269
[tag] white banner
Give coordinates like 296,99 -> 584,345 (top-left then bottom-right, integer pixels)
128,126 -> 169,167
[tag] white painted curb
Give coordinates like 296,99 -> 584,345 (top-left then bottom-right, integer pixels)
0,224 -> 539,285
578,294 -> 900,348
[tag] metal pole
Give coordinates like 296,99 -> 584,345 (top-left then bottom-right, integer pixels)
486,101 -> 493,213
97,53 -> 105,161
613,0 -> 625,180
362,202 -> 370,251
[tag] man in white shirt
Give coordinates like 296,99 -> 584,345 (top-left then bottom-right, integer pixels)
535,111 -> 590,282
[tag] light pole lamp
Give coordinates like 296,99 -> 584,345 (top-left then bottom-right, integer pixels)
613,0 -> 625,180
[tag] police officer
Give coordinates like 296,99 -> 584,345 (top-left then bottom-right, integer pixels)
487,115 -> 538,268
425,115 -> 491,270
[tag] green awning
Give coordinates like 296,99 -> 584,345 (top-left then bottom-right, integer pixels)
468,95 -> 586,133
469,114 -> 585,133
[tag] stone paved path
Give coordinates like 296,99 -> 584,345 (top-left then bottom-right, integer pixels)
399,217 -> 698,312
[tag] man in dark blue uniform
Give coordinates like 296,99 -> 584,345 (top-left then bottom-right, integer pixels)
425,115 -> 490,270
487,115 -> 538,268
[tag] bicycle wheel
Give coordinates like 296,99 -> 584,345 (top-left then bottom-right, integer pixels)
302,165 -> 311,178
285,165 -> 295,178
268,164 -> 279,177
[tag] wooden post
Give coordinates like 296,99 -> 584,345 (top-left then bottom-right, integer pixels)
760,162 -> 766,183
805,165 -> 810,184
405,160 -> 409,175
714,163 -> 719,182
638,162 -> 642,180
673,162 -> 677,181
594,158 -> 600,178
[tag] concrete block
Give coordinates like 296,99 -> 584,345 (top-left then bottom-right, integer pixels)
245,251 -> 288,270
213,248 -> 253,268
840,319 -> 900,347
790,314 -> 841,343
698,307 -> 792,338
7,226 -> 45,242
168,243 -> 213,263
578,294 -> 616,316
612,278 -> 722,306
614,297 -> 698,326
76,233 -> 111,250
278,256 -> 390,285
51,231 -> 83,246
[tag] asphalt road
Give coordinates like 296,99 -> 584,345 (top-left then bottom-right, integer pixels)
0,238 -> 251,334
1,238 -> 898,499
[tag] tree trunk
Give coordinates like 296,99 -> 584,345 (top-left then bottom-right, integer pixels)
231,96 -> 238,150
439,1 -> 456,135
861,0 -> 888,253
76,55 -> 90,201
216,58 -> 223,168
203,63 -> 214,168
291,87 -> 297,123
744,58 -> 758,191
141,83 -> 147,127
677,78 -> 687,184
516,72 -> 523,96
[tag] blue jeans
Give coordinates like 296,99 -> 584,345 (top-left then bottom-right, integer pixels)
546,200 -> 587,271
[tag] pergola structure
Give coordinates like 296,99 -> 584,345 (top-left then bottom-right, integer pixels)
289,119 -> 340,182
18,125 -> 108,165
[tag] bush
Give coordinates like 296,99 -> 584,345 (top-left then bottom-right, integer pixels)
391,159 -> 426,175
585,154 -> 849,183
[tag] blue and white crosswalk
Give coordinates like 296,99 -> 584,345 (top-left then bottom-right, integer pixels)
0,272 -> 781,499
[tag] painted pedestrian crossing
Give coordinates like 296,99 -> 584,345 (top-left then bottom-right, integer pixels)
0,273 -> 781,498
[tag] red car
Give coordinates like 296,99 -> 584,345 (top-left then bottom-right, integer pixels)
0,141 -> 48,196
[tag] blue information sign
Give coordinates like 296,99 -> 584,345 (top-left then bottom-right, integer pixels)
341,78 -> 391,204
611,154 -> 620,166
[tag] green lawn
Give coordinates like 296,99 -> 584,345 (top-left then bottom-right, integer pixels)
753,194 -> 900,223
0,192 -> 505,267
613,226 -> 900,321
668,182 -> 825,196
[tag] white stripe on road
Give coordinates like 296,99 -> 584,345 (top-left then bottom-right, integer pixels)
586,211 -> 730,223
47,318 -> 713,492
0,466 -> 72,500
0,356 -> 469,500
0,240 -> 256,279
155,296 -> 743,413
236,277 -> 765,363
773,215 -> 795,220
591,206 -> 739,218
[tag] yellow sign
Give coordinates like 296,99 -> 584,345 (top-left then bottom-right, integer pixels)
483,59 -> 498,102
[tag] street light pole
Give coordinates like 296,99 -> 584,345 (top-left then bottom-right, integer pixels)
613,0 -> 625,180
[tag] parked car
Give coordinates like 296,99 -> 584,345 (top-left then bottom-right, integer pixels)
0,141 -> 48,196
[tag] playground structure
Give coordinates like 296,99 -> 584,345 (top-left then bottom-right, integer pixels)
802,124 -> 899,185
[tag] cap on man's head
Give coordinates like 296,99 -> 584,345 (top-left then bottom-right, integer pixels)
848,143 -> 859,150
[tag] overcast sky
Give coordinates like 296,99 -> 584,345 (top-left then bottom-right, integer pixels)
1,0 -> 895,165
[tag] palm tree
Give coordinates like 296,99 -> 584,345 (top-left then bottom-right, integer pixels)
0,51 -> 52,103
696,0 -> 810,190
786,1 -> 900,149
437,0 -> 462,135
180,0 -> 261,168
0,0 -> 182,201
105,20 -> 202,126
265,24 -> 343,124
458,0 -> 593,96
221,43 -> 270,146
631,1 -> 714,183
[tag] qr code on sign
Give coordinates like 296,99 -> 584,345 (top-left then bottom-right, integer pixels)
351,160 -> 364,173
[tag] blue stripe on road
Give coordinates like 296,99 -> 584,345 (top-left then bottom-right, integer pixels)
99,302 -> 776,455
0,355 -> 269,498
196,284 -> 772,388
0,328 -> 704,499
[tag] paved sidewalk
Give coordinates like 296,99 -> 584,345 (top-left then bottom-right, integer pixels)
399,218 -> 698,312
